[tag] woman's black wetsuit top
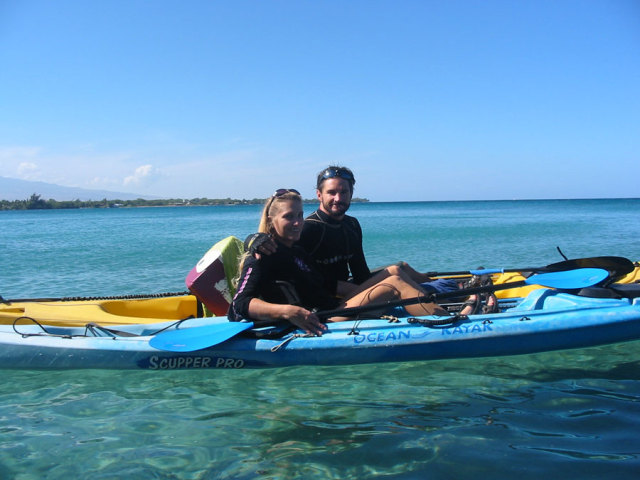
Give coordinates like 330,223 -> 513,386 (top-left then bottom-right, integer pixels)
228,242 -> 340,321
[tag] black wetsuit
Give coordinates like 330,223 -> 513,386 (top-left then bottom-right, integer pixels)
297,209 -> 371,293
228,243 -> 340,321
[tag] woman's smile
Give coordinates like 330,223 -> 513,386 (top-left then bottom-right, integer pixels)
270,199 -> 304,246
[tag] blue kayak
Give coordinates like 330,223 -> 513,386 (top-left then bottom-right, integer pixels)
1,285 -> 640,370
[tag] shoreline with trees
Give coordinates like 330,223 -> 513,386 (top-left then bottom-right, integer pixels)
1,194 -> 369,211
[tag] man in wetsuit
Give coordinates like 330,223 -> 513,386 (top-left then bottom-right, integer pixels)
296,166 -> 370,296
303,166 -> 449,296
246,165 -> 445,298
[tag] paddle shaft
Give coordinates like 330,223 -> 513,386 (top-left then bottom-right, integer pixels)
423,256 -> 633,278
318,268 -> 608,319
425,268 -> 533,277
316,279 -> 528,319
149,268 -> 608,351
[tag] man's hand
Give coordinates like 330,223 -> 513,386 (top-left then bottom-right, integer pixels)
244,233 -> 277,259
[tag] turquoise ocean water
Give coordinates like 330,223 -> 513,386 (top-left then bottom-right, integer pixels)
1,199 -> 640,479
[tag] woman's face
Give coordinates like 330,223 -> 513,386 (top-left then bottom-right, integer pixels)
269,199 -> 304,246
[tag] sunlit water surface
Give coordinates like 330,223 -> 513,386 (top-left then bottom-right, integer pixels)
1,199 -> 639,479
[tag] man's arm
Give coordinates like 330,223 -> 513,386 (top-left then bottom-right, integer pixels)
335,280 -> 359,298
244,233 -> 277,258
347,218 -> 371,284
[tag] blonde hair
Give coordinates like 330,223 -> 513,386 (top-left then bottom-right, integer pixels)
234,190 -> 302,290
258,190 -> 302,235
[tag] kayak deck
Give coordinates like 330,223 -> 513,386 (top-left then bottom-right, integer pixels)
1,295 -> 199,327
1,259 -> 638,370
0,289 -> 639,370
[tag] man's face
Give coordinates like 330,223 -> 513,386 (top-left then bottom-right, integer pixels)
317,178 -> 352,219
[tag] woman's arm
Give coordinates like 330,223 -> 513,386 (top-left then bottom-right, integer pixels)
230,256 -> 326,335
247,298 -> 326,336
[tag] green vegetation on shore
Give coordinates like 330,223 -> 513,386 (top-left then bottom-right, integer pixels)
1,194 -> 369,210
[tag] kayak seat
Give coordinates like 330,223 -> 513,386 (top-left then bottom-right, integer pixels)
609,283 -> 640,299
509,288 -> 555,311
577,283 -> 640,299
511,288 -> 634,312
577,287 -> 621,299
186,236 -> 245,317
275,281 -> 302,305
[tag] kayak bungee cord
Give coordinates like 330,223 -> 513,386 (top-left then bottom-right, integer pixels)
11,315 -> 197,339
271,310 -> 480,352
407,314 -> 468,327
1,291 -> 191,304
270,333 -> 315,352
13,316 -> 76,339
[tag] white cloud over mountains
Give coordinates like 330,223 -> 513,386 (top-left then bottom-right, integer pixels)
0,145 -> 163,194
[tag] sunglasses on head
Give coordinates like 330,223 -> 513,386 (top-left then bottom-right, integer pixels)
320,167 -> 355,184
273,188 -> 300,197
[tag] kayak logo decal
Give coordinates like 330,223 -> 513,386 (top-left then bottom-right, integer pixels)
352,329 -> 429,344
441,323 -> 493,335
146,356 -> 245,370
351,322 -> 493,344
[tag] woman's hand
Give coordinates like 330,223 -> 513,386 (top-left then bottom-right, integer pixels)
280,305 -> 327,336
246,299 -> 326,335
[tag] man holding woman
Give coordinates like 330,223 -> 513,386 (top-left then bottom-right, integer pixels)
244,165 -> 457,297
298,166 -> 451,295
229,189 -> 448,335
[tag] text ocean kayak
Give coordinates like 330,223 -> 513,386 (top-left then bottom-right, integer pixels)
2,236 -> 638,370
1,286 -> 640,370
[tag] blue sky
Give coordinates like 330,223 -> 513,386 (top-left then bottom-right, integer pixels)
1,0 -> 638,201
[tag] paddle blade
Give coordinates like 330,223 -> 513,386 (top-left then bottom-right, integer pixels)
524,268 -> 609,290
541,256 -> 634,278
149,322 -> 254,352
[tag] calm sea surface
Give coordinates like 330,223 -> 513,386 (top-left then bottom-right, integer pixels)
1,199 -> 640,479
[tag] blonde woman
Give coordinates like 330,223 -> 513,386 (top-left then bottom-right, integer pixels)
229,189 -> 447,335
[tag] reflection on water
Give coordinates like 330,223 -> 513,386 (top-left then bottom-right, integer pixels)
2,201 -> 640,478
1,341 -> 639,479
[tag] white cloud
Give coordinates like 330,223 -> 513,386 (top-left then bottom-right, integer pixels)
0,146 -> 41,161
0,147 -> 42,180
123,164 -> 155,186
89,176 -> 120,188
0,143 -> 339,199
17,161 -> 38,176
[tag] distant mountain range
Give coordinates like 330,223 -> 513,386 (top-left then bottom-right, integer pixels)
0,176 -> 153,201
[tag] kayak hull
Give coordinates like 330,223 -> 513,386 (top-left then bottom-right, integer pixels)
2,290 -> 640,370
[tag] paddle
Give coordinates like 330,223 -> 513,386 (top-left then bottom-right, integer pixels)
149,268 -> 609,352
422,256 -> 634,278
149,321 -> 256,352
316,268 -> 609,318
316,268 -> 609,319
